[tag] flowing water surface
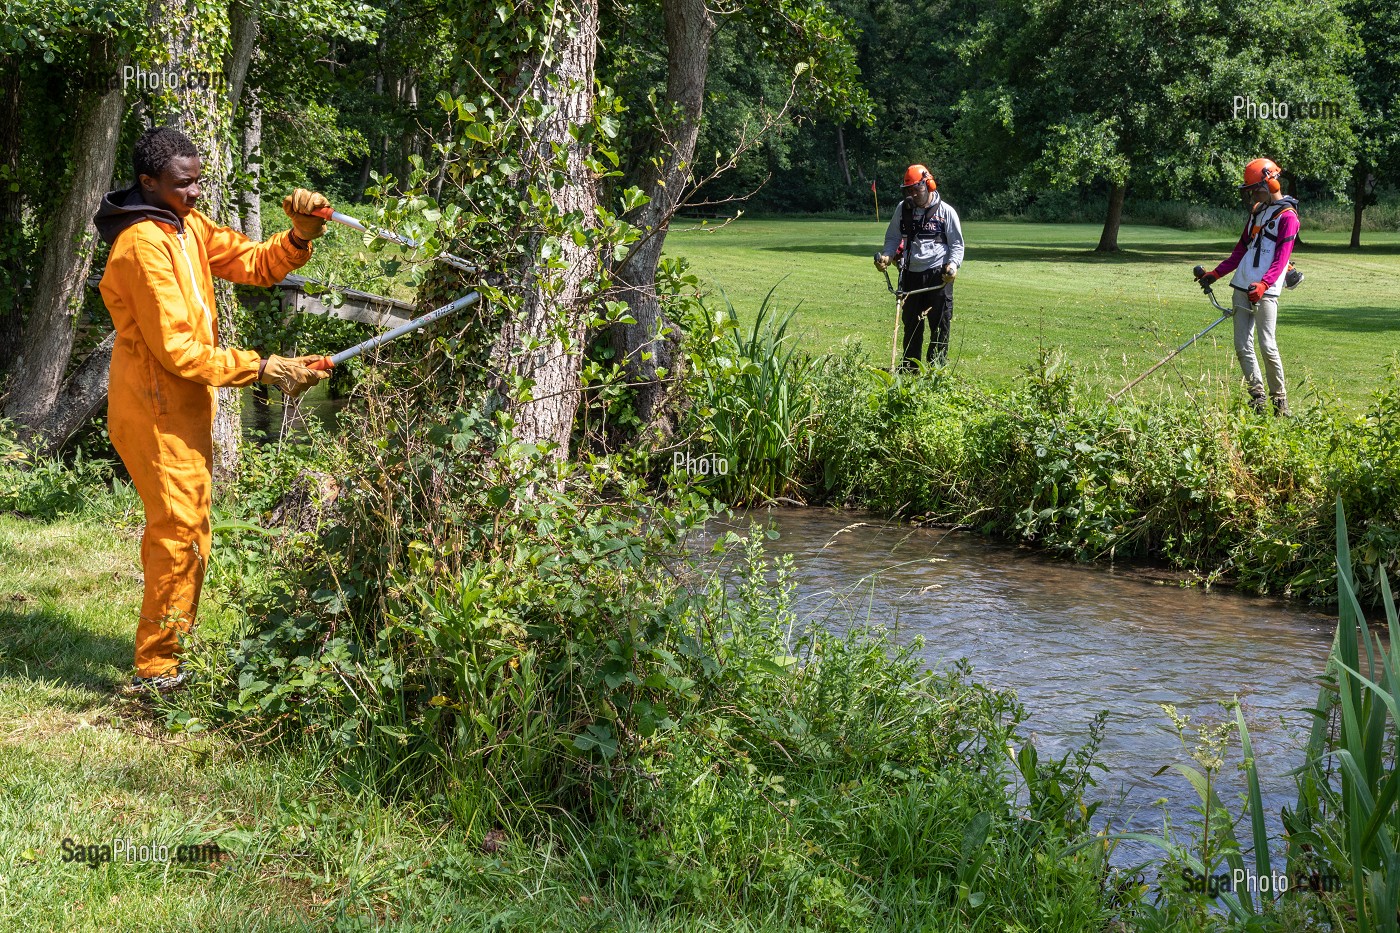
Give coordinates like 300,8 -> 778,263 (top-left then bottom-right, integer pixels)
707,508 -> 1338,866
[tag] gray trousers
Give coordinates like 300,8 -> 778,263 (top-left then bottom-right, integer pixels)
1232,288 -> 1286,400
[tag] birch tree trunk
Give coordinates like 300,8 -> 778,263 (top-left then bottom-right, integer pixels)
240,89 -> 262,241
4,37 -> 125,440
609,0 -> 716,438
489,2 -> 601,458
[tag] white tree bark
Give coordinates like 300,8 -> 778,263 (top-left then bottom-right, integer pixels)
489,3 -> 601,458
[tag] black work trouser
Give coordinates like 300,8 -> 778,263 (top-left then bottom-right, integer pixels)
899,267 -> 954,368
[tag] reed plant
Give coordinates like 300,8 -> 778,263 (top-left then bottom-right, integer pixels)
1283,501 -> 1400,932
684,288 -> 813,504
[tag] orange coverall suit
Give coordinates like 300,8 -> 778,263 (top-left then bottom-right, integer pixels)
97,194 -> 310,677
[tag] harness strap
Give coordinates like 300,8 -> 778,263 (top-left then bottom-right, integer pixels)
1249,204 -> 1296,266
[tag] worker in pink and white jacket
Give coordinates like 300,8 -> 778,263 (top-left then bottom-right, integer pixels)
1195,157 -> 1300,417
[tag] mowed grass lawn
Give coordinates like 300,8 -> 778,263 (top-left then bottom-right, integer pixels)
664,218 -> 1400,408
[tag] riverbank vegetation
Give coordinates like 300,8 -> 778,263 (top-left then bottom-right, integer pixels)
682,297 -> 1400,608
4,414 -> 1133,929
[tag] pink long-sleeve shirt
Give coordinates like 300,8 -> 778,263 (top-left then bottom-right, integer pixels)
1213,206 -> 1299,287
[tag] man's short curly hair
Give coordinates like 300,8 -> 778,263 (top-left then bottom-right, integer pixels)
133,126 -> 199,181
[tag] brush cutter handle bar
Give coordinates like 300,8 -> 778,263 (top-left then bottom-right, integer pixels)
1204,287 -> 1232,315
1109,312 -> 1231,402
897,284 -> 945,299
308,291 -> 482,370
310,206 -> 477,273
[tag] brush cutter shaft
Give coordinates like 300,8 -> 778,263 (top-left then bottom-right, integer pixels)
1109,311 -> 1230,401
312,291 -> 482,369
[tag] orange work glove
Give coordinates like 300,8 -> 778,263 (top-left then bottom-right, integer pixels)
281,189 -> 330,241
1246,281 -> 1267,303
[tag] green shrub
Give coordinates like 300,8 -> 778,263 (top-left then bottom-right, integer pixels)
0,419 -> 140,523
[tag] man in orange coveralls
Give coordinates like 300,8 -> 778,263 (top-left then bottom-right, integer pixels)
94,126 -> 330,693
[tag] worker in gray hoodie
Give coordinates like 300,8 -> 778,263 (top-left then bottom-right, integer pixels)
875,165 -> 965,368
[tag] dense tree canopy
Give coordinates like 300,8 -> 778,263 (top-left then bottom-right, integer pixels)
0,0 -> 1395,449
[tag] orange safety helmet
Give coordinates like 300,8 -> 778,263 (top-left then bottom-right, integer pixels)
1239,157 -> 1282,193
901,164 -> 937,192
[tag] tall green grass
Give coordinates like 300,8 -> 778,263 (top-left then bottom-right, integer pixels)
684,289 -> 813,503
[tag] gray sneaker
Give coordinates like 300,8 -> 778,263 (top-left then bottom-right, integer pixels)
1272,396 -> 1291,418
127,669 -> 190,695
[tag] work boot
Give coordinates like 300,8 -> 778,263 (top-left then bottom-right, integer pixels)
1272,395 -> 1291,418
126,668 -> 190,696
1247,386 -> 1268,414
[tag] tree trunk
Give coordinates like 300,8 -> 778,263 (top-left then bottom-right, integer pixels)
0,60 -> 25,382
399,76 -> 418,183
1350,158 -> 1367,249
836,125 -> 851,187
1096,181 -> 1125,252
240,90 -> 262,241
4,39 -> 125,439
32,331 -> 116,456
609,0 -> 717,438
490,0 -> 601,458
226,0 -> 259,118
152,0 -> 254,485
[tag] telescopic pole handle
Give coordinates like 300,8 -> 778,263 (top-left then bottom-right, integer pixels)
321,291 -> 482,368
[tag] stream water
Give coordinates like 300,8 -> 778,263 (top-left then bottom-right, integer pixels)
707,508 -> 1338,868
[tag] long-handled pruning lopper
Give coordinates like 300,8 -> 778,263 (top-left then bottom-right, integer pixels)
1109,266 -> 1235,402
306,203 -> 480,371
310,205 -> 476,273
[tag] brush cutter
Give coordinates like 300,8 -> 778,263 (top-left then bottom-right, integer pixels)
311,205 -> 476,273
1108,266 -> 1234,402
877,254 -> 948,371
309,291 -> 482,371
